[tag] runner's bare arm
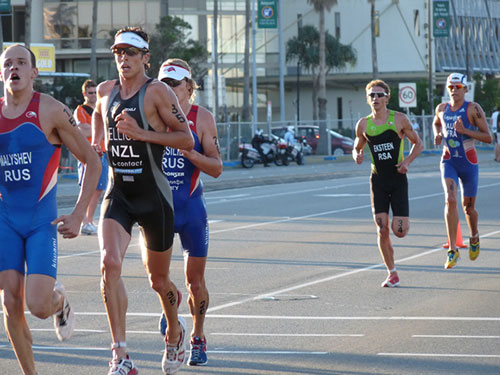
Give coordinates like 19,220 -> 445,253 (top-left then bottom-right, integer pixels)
397,113 -> 423,173
43,96 -> 101,238
353,118 -> 367,164
433,103 -> 445,145
464,102 -> 493,144
180,107 -> 223,178
91,81 -> 113,154
115,81 -> 194,150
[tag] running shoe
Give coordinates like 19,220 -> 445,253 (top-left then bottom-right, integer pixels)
162,316 -> 187,375
159,290 -> 182,337
53,282 -> 75,341
444,250 -> 460,269
381,273 -> 400,288
469,238 -> 480,261
188,336 -> 208,366
108,355 -> 138,375
81,222 -> 97,235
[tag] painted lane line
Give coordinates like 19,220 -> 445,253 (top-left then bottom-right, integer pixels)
0,344 -> 327,355
212,333 -> 364,337
206,246 -> 443,312
27,328 -> 362,337
204,315 -> 500,321
413,334 -> 500,339
378,353 -> 500,358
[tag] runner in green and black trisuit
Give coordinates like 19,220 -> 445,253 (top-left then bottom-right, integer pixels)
353,79 -> 423,288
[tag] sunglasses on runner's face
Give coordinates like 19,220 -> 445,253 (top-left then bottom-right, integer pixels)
111,46 -> 146,56
162,79 -> 185,88
447,84 -> 464,90
368,92 -> 387,99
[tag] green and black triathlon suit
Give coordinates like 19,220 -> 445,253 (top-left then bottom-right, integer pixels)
102,79 -> 174,251
365,110 -> 409,216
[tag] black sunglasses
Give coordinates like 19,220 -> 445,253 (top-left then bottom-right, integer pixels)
368,92 -> 387,99
163,79 -> 185,88
111,46 -> 147,56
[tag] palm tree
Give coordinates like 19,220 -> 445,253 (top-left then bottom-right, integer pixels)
286,25 -> 356,121
90,0 -> 98,81
370,0 -> 378,78
25,0 -> 31,48
307,0 -> 337,154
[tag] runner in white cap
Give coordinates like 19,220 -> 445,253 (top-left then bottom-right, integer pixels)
433,73 -> 492,269
157,58 -> 222,366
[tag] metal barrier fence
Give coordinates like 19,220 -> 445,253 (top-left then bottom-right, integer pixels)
59,115 -> 494,173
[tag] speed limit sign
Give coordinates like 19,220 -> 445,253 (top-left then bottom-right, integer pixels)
398,82 -> 417,108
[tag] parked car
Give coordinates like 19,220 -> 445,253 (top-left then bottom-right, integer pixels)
272,125 -> 354,156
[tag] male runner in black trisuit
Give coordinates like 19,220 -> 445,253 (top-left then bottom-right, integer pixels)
92,27 -> 194,375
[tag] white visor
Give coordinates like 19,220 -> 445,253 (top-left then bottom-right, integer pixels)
158,63 -> 191,81
111,32 -> 149,50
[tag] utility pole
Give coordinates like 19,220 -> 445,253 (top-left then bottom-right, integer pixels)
252,0 -> 257,134
427,0 -> 434,116
213,0 -> 219,120
278,0 -> 285,123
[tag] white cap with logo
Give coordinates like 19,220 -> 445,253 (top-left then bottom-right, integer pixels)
158,62 -> 191,81
446,72 -> 467,86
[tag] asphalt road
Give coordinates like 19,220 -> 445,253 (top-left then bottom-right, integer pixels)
1,153 -> 499,375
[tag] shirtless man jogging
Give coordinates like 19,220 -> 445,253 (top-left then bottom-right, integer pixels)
433,73 -> 492,269
353,79 -> 423,287
0,44 -> 100,375
92,27 -> 194,375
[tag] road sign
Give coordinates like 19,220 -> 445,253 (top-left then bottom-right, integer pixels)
433,0 -> 450,38
258,0 -> 277,29
399,83 -> 417,108
0,0 -> 10,12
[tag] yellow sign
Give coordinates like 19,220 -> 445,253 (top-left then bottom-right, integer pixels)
2,43 -> 56,73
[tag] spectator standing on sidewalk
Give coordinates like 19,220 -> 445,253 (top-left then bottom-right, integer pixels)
74,79 -> 108,235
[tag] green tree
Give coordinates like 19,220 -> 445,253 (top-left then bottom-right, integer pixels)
473,73 -> 500,115
149,16 -> 208,80
286,25 -> 356,121
308,0 -> 337,154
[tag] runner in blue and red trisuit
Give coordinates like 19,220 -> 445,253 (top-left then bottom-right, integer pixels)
158,58 -> 222,367
433,73 -> 492,269
0,44 -> 100,375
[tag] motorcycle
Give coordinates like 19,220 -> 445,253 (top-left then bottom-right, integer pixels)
281,138 -> 306,166
239,134 -> 284,168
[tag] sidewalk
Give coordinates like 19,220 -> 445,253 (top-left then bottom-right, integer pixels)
56,150 -> 498,209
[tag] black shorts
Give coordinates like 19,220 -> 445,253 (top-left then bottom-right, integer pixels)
102,186 -> 174,252
370,172 -> 409,217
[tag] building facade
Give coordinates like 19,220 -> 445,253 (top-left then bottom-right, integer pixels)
3,0 -> 500,124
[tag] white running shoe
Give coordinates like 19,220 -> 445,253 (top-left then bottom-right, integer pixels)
108,355 -> 139,375
81,223 -> 97,235
162,316 -> 186,374
53,282 -> 75,341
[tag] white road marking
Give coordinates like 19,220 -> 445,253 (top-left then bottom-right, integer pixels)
0,344 -> 327,355
378,352 -> 500,358
212,333 -> 364,337
316,193 -> 370,197
413,334 -> 500,339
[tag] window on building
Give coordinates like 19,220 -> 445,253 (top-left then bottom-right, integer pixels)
335,12 -> 340,39
414,10 -> 420,36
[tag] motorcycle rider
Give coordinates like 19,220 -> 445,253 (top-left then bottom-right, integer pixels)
284,125 -> 296,146
251,128 -> 270,167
